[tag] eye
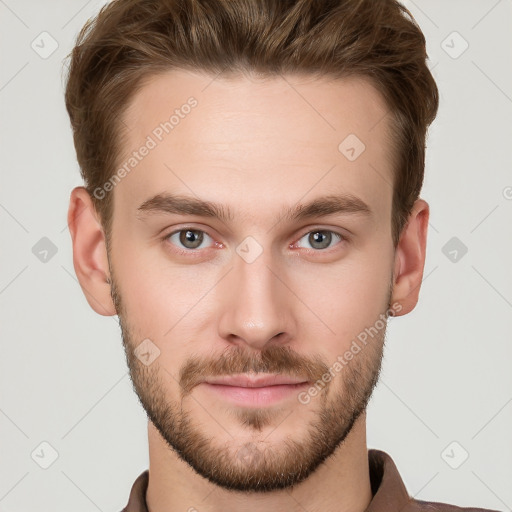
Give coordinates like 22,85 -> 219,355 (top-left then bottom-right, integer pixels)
165,228 -> 214,251
295,229 -> 344,251
162,227 -> 346,255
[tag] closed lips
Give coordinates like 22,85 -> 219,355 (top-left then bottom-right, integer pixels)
203,374 -> 309,388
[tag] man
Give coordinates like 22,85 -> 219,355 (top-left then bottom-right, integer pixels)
65,0 -> 499,511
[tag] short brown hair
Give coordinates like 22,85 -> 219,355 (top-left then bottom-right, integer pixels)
64,0 -> 439,248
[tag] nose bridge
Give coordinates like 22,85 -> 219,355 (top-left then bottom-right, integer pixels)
217,236 -> 292,348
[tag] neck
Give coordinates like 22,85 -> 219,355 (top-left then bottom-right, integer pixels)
146,413 -> 372,512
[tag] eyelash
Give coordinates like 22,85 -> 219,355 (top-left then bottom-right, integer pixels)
162,227 -> 347,256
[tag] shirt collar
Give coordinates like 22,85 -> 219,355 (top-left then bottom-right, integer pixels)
364,449 -> 411,511
122,449 -> 411,512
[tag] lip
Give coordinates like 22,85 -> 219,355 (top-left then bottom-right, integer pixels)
203,374 -> 309,388
199,374 -> 310,407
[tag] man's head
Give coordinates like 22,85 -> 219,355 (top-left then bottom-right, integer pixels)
66,0 -> 438,494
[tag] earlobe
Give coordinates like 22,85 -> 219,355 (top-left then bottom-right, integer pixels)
390,199 -> 429,316
67,186 -> 117,316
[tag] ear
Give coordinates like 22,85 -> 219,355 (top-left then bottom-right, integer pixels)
390,198 -> 429,316
67,186 -> 116,316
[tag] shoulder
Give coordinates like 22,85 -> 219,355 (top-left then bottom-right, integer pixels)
402,497 -> 502,512
367,449 -> 501,512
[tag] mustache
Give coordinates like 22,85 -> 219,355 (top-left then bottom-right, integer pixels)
179,344 -> 330,396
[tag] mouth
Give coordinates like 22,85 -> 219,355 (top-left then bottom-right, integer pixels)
199,374 -> 310,406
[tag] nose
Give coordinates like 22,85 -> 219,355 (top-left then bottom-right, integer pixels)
216,245 -> 295,351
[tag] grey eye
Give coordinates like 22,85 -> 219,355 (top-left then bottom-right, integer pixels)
297,230 -> 342,250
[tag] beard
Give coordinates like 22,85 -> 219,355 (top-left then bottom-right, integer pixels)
108,261 -> 389,493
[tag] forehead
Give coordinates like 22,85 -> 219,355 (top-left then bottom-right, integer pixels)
115,69 -> 394,223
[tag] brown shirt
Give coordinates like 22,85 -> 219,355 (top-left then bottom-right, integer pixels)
120,449 -> 500,512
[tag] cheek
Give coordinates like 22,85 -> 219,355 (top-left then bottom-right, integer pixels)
114,254 -> 212,386
120,266 -> 211,337
300,247 -> 393,351
111,233 -> 208,339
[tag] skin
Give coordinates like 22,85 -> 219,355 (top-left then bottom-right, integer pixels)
67,69 -> 429,512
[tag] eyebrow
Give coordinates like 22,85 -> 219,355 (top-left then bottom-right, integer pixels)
136,192 -> 372,223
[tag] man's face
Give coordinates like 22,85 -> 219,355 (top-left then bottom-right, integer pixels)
107,70 -> 397,492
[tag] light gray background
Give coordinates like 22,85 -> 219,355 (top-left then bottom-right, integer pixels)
1,0 -> 511,511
